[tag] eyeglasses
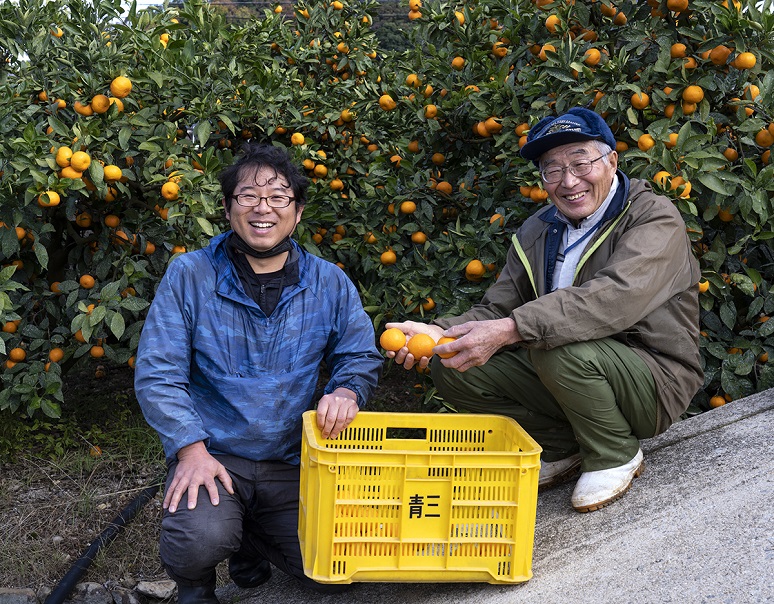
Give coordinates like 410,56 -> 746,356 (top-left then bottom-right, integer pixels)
540,152 -> 611,184
231,194 -> 295,208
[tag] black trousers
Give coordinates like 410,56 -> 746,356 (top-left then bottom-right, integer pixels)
159,454 -> 346,593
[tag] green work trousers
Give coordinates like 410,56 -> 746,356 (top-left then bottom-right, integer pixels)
431,338 -> 659,472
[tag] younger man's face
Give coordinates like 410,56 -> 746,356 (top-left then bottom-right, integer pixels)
223,166 -> 303,252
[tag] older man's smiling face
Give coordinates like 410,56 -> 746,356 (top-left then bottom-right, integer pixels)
540,142 -> 618,225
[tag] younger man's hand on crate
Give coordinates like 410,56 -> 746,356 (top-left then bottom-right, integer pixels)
316,387 -> 359,439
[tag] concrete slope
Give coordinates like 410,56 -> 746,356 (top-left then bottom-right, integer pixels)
218,390 -> 774,604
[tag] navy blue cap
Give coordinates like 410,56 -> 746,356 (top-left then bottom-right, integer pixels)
520,107 -> 616,162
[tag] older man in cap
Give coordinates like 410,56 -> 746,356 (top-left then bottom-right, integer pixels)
387,107 -> 703,512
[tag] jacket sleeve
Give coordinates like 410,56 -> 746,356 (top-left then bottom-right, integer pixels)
134,257 -> 210,460
321,268 -> 383,407
513,197 -> 698,349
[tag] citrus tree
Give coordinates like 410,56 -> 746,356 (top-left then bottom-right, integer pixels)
1,0 -> 773,428
0,0 -> 392,421
347,0 -> 774,410
0,0 -> 256,416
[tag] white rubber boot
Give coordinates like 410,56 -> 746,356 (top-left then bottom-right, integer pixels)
571,449 -> 644,513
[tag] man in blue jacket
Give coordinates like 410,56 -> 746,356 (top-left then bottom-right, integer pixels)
135,144 -> 383,603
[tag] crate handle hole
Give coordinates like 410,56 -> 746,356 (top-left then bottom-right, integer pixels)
386,427 -> 427,440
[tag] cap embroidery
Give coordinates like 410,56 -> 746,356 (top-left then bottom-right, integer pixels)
545,119 -> 582,134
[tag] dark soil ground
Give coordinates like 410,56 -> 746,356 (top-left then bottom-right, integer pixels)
0,361 -> 430,590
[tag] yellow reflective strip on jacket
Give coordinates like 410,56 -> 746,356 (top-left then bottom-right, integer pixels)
511,234 -> 538,298
574,200 -> 632,283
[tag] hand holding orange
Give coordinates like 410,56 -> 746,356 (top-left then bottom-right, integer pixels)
434,336 -> 458,359
379,327 -> 407,352
406,333 -> 436,359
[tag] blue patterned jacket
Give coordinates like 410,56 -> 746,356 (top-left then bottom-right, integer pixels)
135,233 -> 383,464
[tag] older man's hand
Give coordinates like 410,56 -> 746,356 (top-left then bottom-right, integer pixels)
435,318 -> 522,372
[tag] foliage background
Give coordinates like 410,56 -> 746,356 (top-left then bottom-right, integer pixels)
1,0 -> 774,448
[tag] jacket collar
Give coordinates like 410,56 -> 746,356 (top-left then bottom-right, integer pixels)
206,232 -> 307,304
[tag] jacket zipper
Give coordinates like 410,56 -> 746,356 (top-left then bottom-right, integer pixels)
511,199 -> 632,296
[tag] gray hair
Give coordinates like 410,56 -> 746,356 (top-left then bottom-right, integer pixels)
589,139 -> 614,162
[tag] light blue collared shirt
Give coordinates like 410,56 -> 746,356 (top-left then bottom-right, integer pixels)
551,175 -> 619,291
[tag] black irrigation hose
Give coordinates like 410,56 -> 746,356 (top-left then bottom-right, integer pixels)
45,481 -> 162,604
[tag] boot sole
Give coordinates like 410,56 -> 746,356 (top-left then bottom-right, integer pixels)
572,461 -> 644,513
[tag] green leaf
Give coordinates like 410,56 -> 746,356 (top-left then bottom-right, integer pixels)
759,319 -> 774,337
119,126 -> 132,150
47,115 -> 70,138
20,323 -> 43,339
14,383 -> 35,395
732,351 -> 756,376
25,394 -> 41,416
71,313 -> 85,333
93,302 -> 109,321
543,67 -> 577,84
1,226 -> 20,258
216,113 -> 235,134
720,302 -> 737,329
120,297 -> 150,312
759,364 -> 774,391
65,288 -> 79,311
756,165 -> 774,191
148,71 -> 164,89
729,273 -> 755,297
195,121 -> 212,147
109,311 -> 126,340
743,266 -> 762,285
706,342 -> 728,359
32,243 -> 49,270
746,296 -> 765,322
100,281 -> 122,300
720,369 -> 752,400
40,398 -> 61,419
138,141 -> 162,153
0,265 -> 16,282
196,216 -> 214,236
696,172 -> 730,195
23,121 -> 37,144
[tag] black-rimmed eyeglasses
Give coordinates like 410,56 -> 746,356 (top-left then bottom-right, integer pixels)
540,152 -> 612,184
231,194 -> 295,208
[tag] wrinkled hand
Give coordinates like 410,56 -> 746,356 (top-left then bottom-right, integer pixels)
436,318 -> 521,372
317,388 -> 359,439
384,320 -> 445,370
164,441 -> 234,513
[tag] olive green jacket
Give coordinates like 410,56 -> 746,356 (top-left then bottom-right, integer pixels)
438,177 -> 703,433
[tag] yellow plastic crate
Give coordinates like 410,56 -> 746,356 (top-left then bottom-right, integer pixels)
299,411 -> 541,584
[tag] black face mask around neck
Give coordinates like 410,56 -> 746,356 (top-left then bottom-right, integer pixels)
228,231 -> 293,259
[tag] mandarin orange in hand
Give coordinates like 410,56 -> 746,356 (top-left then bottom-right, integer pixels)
406,333 -> 436,359
434,336 -> 458,359
379,327 -> 407,352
